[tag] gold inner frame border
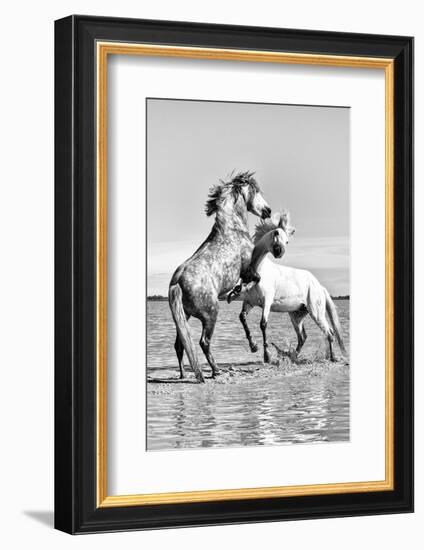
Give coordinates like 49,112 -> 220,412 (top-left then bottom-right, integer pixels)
96,42 -> 394,508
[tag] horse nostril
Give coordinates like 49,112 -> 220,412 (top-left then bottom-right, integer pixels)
262,206 -> 271,219
275,244 -> 285,258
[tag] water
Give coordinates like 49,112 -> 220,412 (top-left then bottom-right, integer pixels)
147,300 -> 350,451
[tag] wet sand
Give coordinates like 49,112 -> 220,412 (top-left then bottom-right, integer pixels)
148,353 -> 349,390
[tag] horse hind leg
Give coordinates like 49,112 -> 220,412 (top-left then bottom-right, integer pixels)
325,330 -> 336,362
289,307 -> 308,360
308,308 -> 336,362
199,315 -> 221,378
239,302 -> 258,353
322,326 -> 335,361
174,334 -> 186,379
317,320 -> 336,361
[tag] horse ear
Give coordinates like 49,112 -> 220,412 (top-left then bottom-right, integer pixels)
279,211 -> 290,229
279,211 -> 295,237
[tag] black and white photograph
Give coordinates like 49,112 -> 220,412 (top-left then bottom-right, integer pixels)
146,98 -> 350,451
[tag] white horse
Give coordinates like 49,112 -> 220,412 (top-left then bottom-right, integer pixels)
227,213 -> 347,363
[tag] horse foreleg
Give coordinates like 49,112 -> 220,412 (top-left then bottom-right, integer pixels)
260,304 -> 271,363
239,302 -> 258,353
174,334 -> 186,379
200,314 -> 221,378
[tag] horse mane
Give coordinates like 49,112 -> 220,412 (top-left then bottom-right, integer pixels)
205,171 -> 259,217
253,211 -> 295,244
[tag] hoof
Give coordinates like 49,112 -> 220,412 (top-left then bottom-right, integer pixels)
290,351 -> 299,363
195,371 -> 205,383
212,368 -> 221,378
263,354 -> 271,364
250,343 -> 259,353
179,372 -> 187,380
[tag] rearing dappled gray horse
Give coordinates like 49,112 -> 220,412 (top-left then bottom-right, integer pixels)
168,172 -> 271,383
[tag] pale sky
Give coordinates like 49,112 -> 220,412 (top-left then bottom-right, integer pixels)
147,99 -> 350,296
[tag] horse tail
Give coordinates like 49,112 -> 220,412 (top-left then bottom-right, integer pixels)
168,283 -> 205,383
324,288 -> 347,356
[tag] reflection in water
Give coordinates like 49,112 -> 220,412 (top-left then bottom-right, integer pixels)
147,369 -> 349,451
147,301 -> 350,451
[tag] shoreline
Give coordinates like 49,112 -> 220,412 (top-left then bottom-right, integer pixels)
147,355 -> 349,394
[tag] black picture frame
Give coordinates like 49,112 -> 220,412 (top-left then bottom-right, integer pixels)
55,14 -> 413,534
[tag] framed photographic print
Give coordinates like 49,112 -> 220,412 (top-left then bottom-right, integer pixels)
54,15 -> 413,534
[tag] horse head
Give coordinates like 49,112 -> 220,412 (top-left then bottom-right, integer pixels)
236,172 -> 272,219
205,171 -> 271,222
254,211 -> 295,259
